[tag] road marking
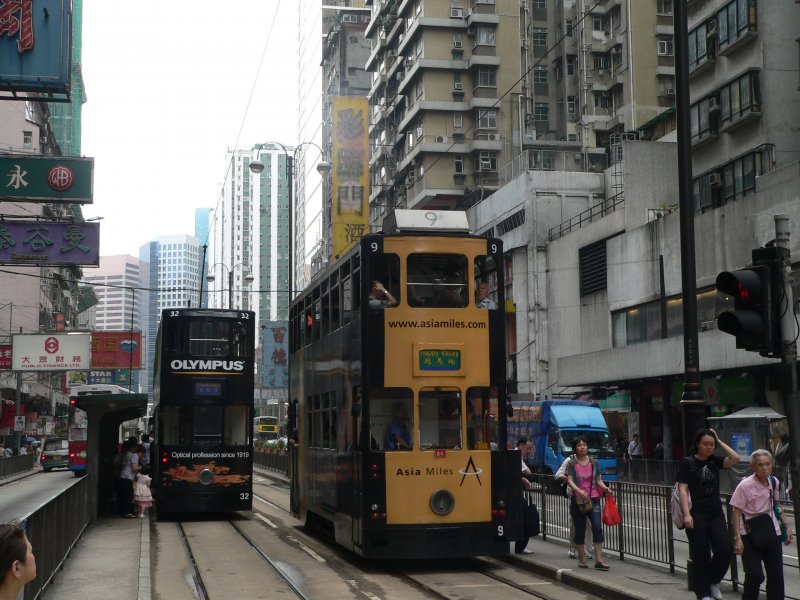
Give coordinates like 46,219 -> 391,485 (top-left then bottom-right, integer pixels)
288,536 -> 326,563
346,580 -> 383,600
255,513 -> 277,528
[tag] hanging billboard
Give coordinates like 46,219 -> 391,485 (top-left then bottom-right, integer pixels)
0,0 -> 72,97
0,345 -> 11,370
261,321 -> 288,389
331,96 -> 369,258
12,333 -> 91,371
0,220 -> 99,266
90,331 -> 142,369
0,156 -> 94,204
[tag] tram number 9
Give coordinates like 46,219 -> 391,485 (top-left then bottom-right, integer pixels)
240,493 -> 250,500
370,242 -> 379,252
497,525 -> 504,537
489,243 -> 498,255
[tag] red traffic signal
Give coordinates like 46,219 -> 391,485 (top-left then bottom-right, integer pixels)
716,264 -> 778,355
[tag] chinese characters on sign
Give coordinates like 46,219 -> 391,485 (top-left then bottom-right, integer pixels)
261,321 -> 288,389
331,97 -> 369,257
11,334 -> 91,371
0,221 -> 99,266
90,331 -> 142,369
0,156 -> 93,203
0,0 -> 34,53
0,345 -> 11,370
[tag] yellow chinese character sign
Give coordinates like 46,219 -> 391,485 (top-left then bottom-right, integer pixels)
331,96 -> 369,258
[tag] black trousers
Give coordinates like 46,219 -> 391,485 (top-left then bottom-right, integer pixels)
741,534 -> 784,600
116,478 -> 134,516
685,510 -> 731,599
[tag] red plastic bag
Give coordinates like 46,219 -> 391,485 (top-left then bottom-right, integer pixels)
602,493 -> 621,526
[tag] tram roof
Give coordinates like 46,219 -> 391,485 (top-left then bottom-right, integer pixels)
382,209 -> 471,234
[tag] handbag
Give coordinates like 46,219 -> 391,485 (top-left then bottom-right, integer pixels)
671,483 -> 691,530
602,493 -> 621,526
523,492 -> 541,537
744,513 -> 778,550
770,476 -> 788,543
575,493 -> 594,514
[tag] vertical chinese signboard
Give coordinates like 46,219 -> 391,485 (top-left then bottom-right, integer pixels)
0,345 -> 11,370
331,96 -> 369,258
261,321 -> 288,389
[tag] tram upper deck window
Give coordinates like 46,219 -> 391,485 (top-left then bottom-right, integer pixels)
186,320 -> 228,356
474,254 -> 498,310
367,253 -> 400,310
407,253 -> 468,308
419,388 -> 462,449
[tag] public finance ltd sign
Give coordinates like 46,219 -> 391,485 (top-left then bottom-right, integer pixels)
12,333 -> 91,371
0,220 -> 99,266
1,156 -> 94,204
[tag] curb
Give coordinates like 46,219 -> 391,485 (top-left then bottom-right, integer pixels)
504,555 -> 652,600
138,516 -> 151,600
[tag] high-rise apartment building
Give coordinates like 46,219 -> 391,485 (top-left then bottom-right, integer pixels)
364,0 -> 524,228
207,148 -> 255,312
138,235 -> 202,399
83,255 -> 143,332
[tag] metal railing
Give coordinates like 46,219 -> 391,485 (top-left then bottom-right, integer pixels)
0,453 -> 36,479
527,474 -> 798,598
254,449 -> 288,475
20,475 -> 90,600
547,191 -> 624,241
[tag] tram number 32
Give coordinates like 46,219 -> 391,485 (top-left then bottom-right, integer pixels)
240,493 -> 250,500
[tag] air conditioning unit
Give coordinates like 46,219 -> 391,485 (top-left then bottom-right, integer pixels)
407,169 -> 416,180
450,7 -> 464,17
435,135 -> 448,143
709,172 -> 723,187
387,50 -> 397,59
453,82 -> 463,90
487,133 -> 499,141
666,88 -> 676,95
479,159 -> 494,171
453,39 -> 463,49
708,97 -> 720,112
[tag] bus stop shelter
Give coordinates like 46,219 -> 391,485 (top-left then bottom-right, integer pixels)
73,393 -> 148,520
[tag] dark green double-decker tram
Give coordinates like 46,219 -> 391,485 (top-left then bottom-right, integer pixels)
152,309 -> 255,513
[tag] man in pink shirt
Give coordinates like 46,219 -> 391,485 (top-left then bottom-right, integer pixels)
730,449 -> 793,600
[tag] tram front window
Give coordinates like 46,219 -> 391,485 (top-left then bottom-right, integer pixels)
419,389 -> 462,449
407,253 -> 468,308
162,406 -> 230,445
188,320 -> 229,356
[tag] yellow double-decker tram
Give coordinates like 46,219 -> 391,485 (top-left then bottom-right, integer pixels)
289,210 -> 520,559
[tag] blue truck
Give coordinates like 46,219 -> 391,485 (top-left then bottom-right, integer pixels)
508,400 -> 617,481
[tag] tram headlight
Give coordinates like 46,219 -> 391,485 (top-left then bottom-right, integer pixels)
371,503 -> 379,511
198,468 -> 214,485
429,490 -> 455,516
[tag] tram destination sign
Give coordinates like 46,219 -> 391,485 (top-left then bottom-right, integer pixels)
0,156 -> 94,204
419,349 -> 461,371
0,220 -> 99,266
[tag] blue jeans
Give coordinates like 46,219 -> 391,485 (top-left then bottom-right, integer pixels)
570,498 -> 604,545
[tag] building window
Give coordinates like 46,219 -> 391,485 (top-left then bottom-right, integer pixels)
415,37 -> 424,56
454,155 -> 464,174
657,0 -> 673,15
475,151 -> 497,171
566,55 -> 577,75
453,33 -> 462,48
532,28 -> 547,46
593,14 -> 610,32
567,96 -> 577,113
476,26 -> 496,46
22,131 -> 32,146
593,54 -> 610,70
477,67 -> 497,87
453,112 -> 463,129
594,92 -> 611,108
555,61 -> 563,81
717,0 -> 757,50
534,102 -> 549,121
688,22 -> 714,70
533,67 -> 548,83
690,97 -> 716,143
566,19 -> 574,37
579,239 -> 608,296
719,71 -> 760,127
658,39 -> 674,56
477,108 -> 497,129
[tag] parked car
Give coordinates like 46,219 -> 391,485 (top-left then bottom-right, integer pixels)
41,437 -> 69,471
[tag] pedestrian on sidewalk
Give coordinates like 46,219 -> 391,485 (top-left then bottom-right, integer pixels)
555,454 -> 592,559
677,428 -> 740,600
515,437 -> 534,554
116,439 -> 139,518
0,522 -> 36,600
133,465 -> 154,519
731,449 -> 792,600
565,436 -> 611,570
627,434 -> 643,480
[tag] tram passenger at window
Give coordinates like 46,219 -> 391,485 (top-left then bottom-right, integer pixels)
432,273 -> 467,308
385,401 -> 412,450
368,280 -> 398,309
475,281 -> 497,309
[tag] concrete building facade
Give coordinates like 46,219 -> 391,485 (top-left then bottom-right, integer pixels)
82,255 -> 143,332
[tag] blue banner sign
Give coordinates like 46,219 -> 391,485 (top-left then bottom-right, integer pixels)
261,321 -> 288,388
0,0 -> 72,96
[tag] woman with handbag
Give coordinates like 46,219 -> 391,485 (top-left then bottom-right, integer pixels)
677,429 -> 740,600
565,436 -> 611,570
731,449 -> 792,600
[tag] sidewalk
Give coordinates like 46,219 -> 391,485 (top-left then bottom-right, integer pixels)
40,515 -> 151,600
511,535 -> 716,600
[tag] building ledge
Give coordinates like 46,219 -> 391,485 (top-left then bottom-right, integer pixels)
719,110 -> 761,135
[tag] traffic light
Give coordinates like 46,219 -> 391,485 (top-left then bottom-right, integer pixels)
716,248 -> 781,356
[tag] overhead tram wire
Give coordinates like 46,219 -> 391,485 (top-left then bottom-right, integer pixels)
409,0 -> 605,186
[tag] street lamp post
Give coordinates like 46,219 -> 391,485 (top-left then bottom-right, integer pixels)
206,263 -> 254,310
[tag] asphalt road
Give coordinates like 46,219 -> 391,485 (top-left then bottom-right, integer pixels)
0,468 -> 76,523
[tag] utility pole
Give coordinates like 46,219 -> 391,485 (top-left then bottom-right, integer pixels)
773,214 -> 800,568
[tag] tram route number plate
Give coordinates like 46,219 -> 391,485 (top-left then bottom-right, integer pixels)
419,349 -> 461,371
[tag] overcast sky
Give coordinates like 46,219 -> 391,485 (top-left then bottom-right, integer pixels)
81,1 -> 299,256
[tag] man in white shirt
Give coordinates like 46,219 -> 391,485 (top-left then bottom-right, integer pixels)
627,434 -> 643,479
